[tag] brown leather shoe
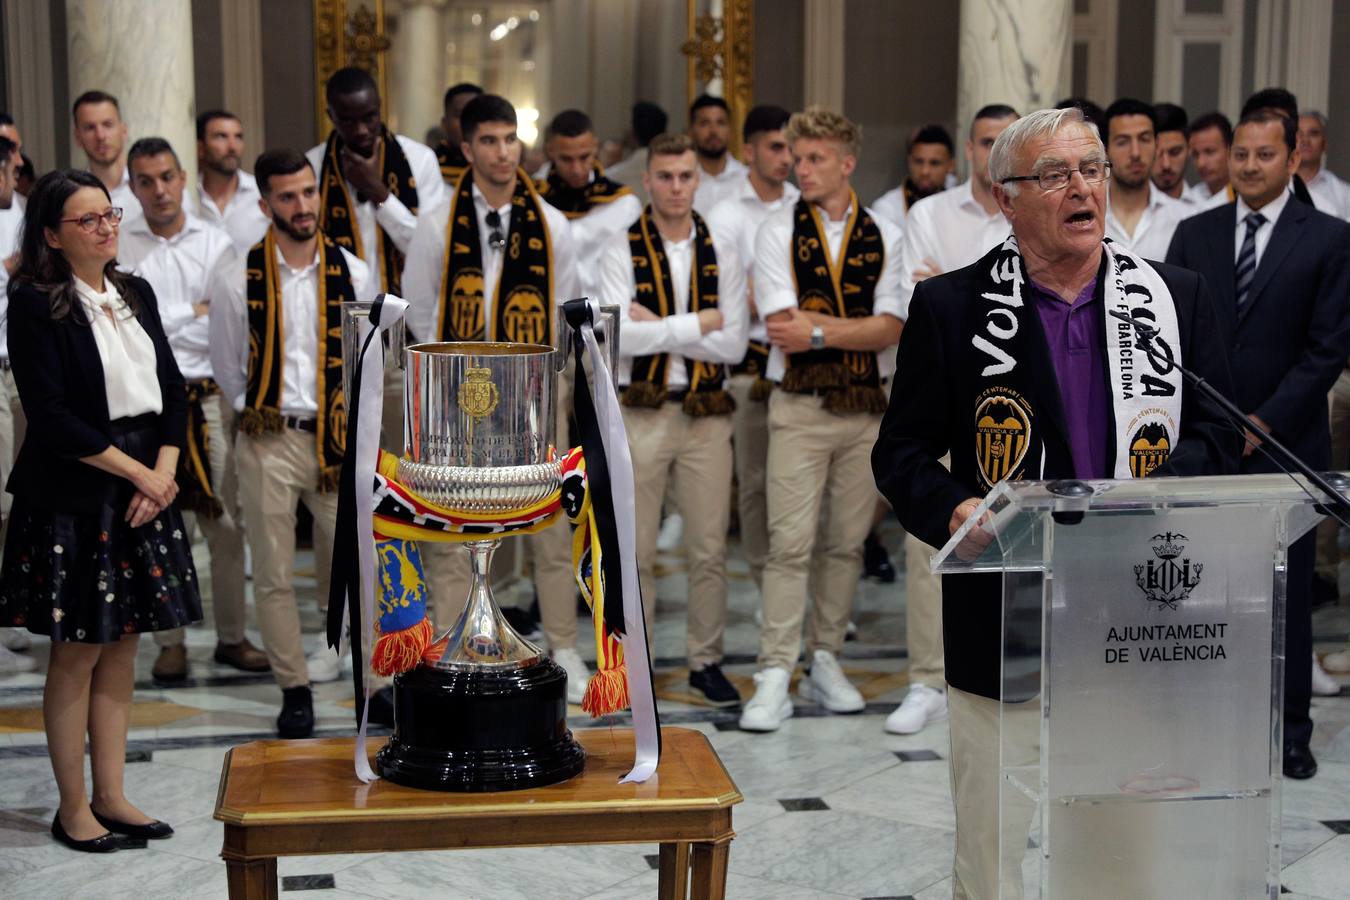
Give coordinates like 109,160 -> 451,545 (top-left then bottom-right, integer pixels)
213,638 -> 271,672
151,644 -> 188,682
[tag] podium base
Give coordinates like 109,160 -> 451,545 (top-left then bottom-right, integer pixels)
376,658 -> 585,792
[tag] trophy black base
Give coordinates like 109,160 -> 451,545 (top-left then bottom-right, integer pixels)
376,656 -> 585,792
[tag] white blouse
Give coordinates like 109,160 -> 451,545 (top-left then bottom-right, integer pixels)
73,276 -> 163,420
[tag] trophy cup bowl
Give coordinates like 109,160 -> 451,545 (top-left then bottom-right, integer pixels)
375,341 -> 586,791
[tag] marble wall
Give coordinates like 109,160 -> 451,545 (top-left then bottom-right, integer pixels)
957,0 -> 1072,143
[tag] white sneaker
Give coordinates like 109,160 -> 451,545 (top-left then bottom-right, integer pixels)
0,628 -> 30,650
739,667 -> 793,731
797,650 -> 864,712
0,642 -> 36,675
1323,648 -> 1350,674
306,644 -> 345,684
552,646 -> 591,705
656,513 -> 684,553
884,683 -> 948,734
1312,653 -> 1342,696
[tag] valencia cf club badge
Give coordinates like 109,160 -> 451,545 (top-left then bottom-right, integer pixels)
1126,408 -> 1176,478
1134,532 -> 1202,610
974,388 -> 1033,489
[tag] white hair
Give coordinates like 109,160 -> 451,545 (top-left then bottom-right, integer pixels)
988,107 -> 1104,197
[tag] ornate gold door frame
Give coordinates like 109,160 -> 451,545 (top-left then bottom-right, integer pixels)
313,0 -> 392,142
682,0 -> 754,155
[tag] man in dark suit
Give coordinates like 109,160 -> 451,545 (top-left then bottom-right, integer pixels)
1167,109 -> 1350,781
874,106 -> 1238,899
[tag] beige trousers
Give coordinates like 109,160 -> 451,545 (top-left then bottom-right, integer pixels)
156,392 -> 248,647
904,532 -> 947,688
235,427 -> 340,689
758,391 -> 880,671
0,367 -> 25,524
624,401 -> 734,668
1316,367 -> 1350,579
948,687 -> 1039,900
728,374 -> 770,588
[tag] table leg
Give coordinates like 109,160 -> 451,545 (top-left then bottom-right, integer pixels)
689,840 -> 729,900
225,856 -> 278,900
657,841 -> 690,900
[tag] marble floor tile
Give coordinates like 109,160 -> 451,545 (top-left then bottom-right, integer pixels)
711,726 -> 903,800
584,869 -> 856,899
1278,835 -> 1350,899
2,843 -> 226,900
823,756 -> 956,832
1282,815 -> 1338,867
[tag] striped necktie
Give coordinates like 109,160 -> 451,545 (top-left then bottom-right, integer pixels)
1235,211 -> 1267,313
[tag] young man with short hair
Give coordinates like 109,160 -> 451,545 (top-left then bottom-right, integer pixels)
72,91 -> 139,218
195,109 -> 271,253
433,82 -> 484,184
1151,103 -> 1191,202
871,123 -> 956,234
1102,97 -> 1188,259
689,94 -> 748,215
1185,111 -> 1233,204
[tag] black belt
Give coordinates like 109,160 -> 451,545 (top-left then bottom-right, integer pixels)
283,415 -> 317,433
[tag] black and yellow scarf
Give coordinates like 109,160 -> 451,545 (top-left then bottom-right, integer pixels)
622,209 -> 732,417
319,128 -> 418,295
435,169 -> 554,345
785,192 -> 887,414
536,163 -> 634,220
241,230 -> 354,491
177,378 -> 223,518
435,141 -> 469,185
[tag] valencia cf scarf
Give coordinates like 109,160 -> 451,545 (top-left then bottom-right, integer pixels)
435,169 -> 554,345
622,209 -> 733,416
240,229 -> 354,491
176,378 -> 223,518
319,128 -> 418,294
967,235 -> 1183,489
785,193 -> 888,414
434,141 -> 469,185
536,163 -> 634,219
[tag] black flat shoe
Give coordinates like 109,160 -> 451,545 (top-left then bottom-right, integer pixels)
92,809 -> 174,839
51,813 -> 121,853
1284,741 -> 1318,780
277,685 -> 314,739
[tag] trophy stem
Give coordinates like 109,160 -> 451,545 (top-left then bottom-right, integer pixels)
431,539 -> 544,671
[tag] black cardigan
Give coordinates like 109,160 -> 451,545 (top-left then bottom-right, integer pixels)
6,276 -> 187,514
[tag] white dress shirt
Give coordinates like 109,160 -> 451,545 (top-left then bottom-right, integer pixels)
869,186 -> 910,237
1233,188 -> 1291,269
897,179 -> 1011,318
402,181 -> 579,343
567,177 -> 643,304
118,213 -> 236,381
1182,181 -> 1217,205
74,276 -> 162,419
1105,182 -> 1191,261
754,201 -> 906,382
196,169 -> 271,253
705,175 -> 801,345
693,156 -> 749,216
305,134 -> 445,284
1304,166 -> 1350,221
0,201 -> 24,359
209,240 -> 373,416
596,221 -> 748,388
606,151 -> 648,205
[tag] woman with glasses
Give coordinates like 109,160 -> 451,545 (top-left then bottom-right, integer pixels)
0,169 -> 200,852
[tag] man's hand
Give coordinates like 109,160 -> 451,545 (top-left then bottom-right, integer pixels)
3,252 -> 17,276
628,304 -> 659,322
340,147 -> 390,204
766,308 -> 815,353
1243,413 -> 1270,458
193,301 -> 210,318
912,257 -> 943,283
949,496 -> 994,562
697,308 -> 724,334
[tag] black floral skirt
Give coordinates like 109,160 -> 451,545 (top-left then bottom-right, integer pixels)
0,415 -> 202,643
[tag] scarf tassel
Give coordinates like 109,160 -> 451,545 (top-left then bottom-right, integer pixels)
371,616 -> 435,677
823,385 -> 889,416
749,377 -> 775,402
240,407 -> 286,436
581,660 -> 630,716
621,381 -> 666,408
780,362 -> 852,393
682,390 -> 735,417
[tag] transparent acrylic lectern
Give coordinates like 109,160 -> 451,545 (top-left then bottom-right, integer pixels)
932,474 -> 1331,899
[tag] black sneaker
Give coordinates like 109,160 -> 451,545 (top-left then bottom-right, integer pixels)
689,664 -> 742,707
863,533 -> 897,583
277,686 -> 314,739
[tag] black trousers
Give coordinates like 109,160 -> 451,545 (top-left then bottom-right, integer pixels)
1284,532 -> 1314,747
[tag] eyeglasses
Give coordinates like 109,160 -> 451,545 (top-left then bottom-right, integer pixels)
485,209 -> 506,251
60,207 -> 124,233
1000,161 -> 1112,192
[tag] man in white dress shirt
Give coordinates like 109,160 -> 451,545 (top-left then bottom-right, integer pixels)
401,94 -> 591,702
607,101 -> 669,206
1298,111 -> 1350,221
1103,98 -> 1188,259
690,95 -> 749,216
598,132 -> 748,705
1185,112 -> 1233,205
120,136 -> 266,684
871,124 -> 957,236
1151,103 -> 1192,203
706,105 -> 798,597
73,91 -> 140,220
195,110 -> 271,253
738,108 -> 905,732
210,150 -> 375,738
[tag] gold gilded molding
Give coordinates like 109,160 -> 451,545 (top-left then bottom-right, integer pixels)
313,0 -> 392,142
682,0 -> 754,155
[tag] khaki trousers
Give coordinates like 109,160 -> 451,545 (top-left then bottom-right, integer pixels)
235,427 -> 340,689
948,687 -> 1039,900
758,391 -> 880,671
0,367 -> 25,524
1316,367 -> 1350,580
623,401 -> 734,667
156,393 -> 248,647
904,532 -> 946,688
728,374 -> 769,588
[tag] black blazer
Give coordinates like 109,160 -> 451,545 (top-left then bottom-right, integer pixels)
871,258 -> 1239,701
7,276 -> 187,514
1165,199 -> 1350,472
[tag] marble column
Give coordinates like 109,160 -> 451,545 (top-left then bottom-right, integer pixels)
4,0 -> 58,171
803,0 -> 845,111
219,0 -> 267,155
65,0 -> 197,187
390,0 -> 446,141
957,0 -> 1071,149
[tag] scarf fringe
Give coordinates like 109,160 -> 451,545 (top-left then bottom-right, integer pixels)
682,390 -> 735,417
621,381 -> 666,408
240,407 -> 285,436
824,385 -> 889,415
177,486 -> 224,520
781,362 -> 852,393
319,464 -> 342,493
371,616 -> 435,677
749,377 -> 775,402
581,662 -> 630,715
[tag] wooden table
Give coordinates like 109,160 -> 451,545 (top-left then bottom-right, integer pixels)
214,726 -> 742,899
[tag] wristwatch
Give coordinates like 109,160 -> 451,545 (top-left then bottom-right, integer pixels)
810,326 -> 826,351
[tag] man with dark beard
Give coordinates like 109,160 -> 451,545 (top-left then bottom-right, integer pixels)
871,124 -> 956,236
1102,98 -> 1187,259
690,94 -> 748,215
195,109 -> 270,253
433,82 -> 483,184
1151,103 -> 1191,203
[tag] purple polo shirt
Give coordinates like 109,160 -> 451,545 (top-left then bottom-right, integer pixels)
1029,279 -> 1110,479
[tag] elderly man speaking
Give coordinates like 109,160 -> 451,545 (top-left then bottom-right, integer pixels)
872,107 -> 1239,898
